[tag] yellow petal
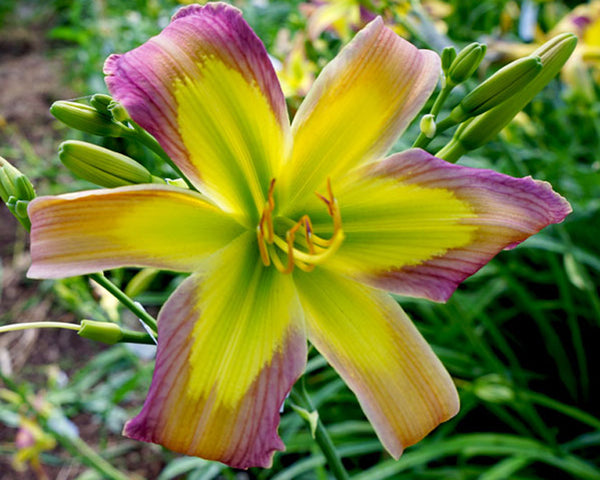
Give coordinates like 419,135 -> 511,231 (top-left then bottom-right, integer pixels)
280,17 -> 440,213
307,149 -> 570,302
105,4 -> 290,223
124,233 -> 306,468
28,185 -> 243,278
294,268 -> 459,458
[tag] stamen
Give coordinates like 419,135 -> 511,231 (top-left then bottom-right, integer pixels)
295,260 -> 316,272
257,177 -> 344,274
267,243 -> 288,274
272,228 -> 345,266
267,178 -> 276,209
256,225 -> 270,266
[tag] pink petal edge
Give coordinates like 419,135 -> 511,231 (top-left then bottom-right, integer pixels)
366,149 -> 572,302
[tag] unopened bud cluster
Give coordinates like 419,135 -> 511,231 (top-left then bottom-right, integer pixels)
51,94 -> 131,138
50,96 -> 169,188
436,33 -> 577,162
59,140 -> 163,188
445,43 -> 487,88
448,56 -> 542,124
0,156 -> 36,230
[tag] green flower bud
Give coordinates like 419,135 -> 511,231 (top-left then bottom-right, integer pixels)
89,93 -> 114,115
449,56 -> 543,124
59,140 -> 154,188
5,197 -> 31,231
437,33 -> 577,162
108,101 -> 131,123
441,46 -> 457,75
0,156 -> 35,230
50,101 -> 128,137
78,320 -> 123,344
0,156 -> 35,203
447,42 -> 486,88
78,320 -> 156,344
472,374 -> 515,403
14,199 -> 29,219
564,252 -> 594,291
419,114 -> 437,139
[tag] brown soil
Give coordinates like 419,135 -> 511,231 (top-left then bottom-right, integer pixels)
0,26 -> 69,162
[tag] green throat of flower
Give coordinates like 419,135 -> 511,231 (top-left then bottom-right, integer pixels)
256,179 -> 345,274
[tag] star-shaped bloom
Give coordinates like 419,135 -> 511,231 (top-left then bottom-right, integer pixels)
27,2 -> 571,469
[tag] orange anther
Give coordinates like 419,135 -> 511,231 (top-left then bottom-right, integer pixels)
258,177 -> 343,274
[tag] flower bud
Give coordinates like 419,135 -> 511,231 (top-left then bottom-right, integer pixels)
448,56 -> 543,124
419,114 -> 437,139
0,156 -> 35,230
446,42 -> 486,87
437,33 -> 577,162
78,320 -> 123,344
59,140 -> 155,188
441,46 -> 457,75
78,319 -> 156,344
50,101 -> 127,137
89,93 -> 114,114
0,156 -> 35,203
108,101 -> 131,123
473,374 -> 515,403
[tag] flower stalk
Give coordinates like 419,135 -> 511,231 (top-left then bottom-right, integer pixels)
290,383 -> 350,480
0,320 -> 155,345
413,42 -> 486,149
128,121 -> 197,191
89,273 -> 158,334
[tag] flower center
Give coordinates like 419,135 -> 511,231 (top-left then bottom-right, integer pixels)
256,178 -> 345,274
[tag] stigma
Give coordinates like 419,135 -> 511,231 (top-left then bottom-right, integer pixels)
256,178 -> 345,274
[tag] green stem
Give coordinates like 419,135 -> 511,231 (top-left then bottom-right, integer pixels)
435,137 -> 467,163
127,123 -> 197,191
290,383 -> 350,480
520,390 -> 600,431
435,115 -> 459,134
0,322 -> 80,333
53,433 -> 131,480
430,85 -> 453,118
89,273 -> 158,334
120,328 -> 157,344
413,84 -> 453,149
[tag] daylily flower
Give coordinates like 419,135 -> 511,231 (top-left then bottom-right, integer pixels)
300,0 -> 450,44
27,2 -> 571,469
13,417 -> 56,478
300,0 -> 372,41
274,32 -> 317,100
